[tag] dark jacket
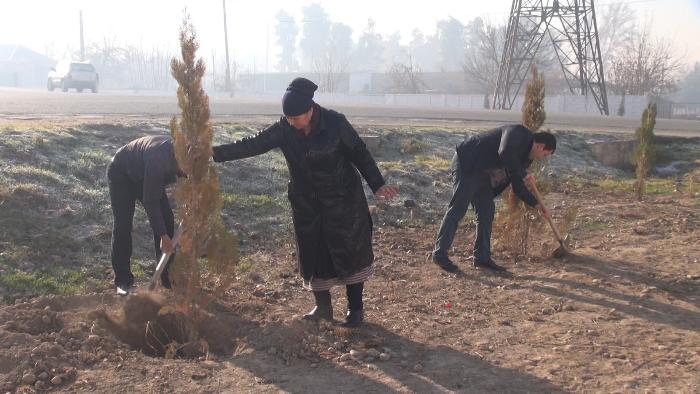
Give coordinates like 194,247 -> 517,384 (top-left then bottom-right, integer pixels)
456,124 -> 537,207
212,104 -> 385,280
109,135 -> 179,237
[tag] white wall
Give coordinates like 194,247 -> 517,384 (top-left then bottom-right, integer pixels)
231,91 -> 667,118
311,93 -> 653,118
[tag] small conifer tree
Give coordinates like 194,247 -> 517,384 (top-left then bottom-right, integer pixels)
500,65 -> 547,257
169,14 -> 239,313
617,93 -> 626,117
522,66 -> 546,132
634,102 -> 657,201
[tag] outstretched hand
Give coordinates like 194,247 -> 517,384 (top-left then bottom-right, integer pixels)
536,204 -> 551,220
375,184 -> 399,201
185,144 -> 215,159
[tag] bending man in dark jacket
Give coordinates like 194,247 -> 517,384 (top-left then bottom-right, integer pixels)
432,124 -> 556,272
107,135 -> 182,295
212,78 -> 398,327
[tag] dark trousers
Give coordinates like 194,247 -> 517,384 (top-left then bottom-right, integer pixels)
107,163 -> 174,287
433,153 -> 495,264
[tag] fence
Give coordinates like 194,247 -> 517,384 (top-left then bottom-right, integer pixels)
671,103 -> 700,120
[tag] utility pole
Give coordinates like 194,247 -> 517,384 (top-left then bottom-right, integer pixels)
493,0 -> 609,115
212,51 -> 216,89
264,24 -> 269,93
222,0 -> 232,95
79,10 -> 85,61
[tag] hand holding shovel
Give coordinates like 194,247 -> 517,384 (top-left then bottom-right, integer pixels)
149,223 -> 183,290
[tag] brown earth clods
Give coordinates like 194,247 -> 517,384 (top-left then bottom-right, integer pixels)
0,119 -> 698,393
1,188 -> 699,393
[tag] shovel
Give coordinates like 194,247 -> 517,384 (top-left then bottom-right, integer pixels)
529,185 -> 570,258
148,223 -> 183,291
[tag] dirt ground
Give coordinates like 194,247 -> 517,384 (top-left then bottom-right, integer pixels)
0,118 -> 699,393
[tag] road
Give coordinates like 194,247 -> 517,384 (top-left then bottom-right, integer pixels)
1,87 -> 699,137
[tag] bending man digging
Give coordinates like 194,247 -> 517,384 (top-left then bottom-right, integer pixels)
107,135 -> 185,295
431,124 -> 556,273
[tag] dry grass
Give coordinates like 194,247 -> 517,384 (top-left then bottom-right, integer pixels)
400,137 -> 426,154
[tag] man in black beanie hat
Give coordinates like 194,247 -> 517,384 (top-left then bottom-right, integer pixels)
212,77 -> 398,327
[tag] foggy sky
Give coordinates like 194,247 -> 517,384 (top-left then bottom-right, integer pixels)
2,0 -> 699,72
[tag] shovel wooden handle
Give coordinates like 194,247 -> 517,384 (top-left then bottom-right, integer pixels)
529,184 -> 566,246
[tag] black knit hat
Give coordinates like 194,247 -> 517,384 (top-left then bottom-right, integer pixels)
282,77 -> 318,116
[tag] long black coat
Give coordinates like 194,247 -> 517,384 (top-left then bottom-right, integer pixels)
212,105 -> 385,281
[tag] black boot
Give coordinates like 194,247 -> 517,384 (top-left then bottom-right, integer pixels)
432,255 -> 459,272
303,290 -> 333,322
342,283 -> 364,328
342,310 -> 364,328
474,258 -> 507,272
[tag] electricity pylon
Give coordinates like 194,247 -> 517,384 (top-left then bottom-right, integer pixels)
493,0 -> 609,115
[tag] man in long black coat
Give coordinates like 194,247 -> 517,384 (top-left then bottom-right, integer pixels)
107,135 -> 181,295
432,124 -> 556,272
212,77 -> 397,327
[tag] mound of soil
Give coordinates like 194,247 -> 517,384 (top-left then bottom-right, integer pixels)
99,292 -> 234,358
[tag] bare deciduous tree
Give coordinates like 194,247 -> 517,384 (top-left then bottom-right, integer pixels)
607,21 -> 684,95
313,22 -> 352,93
85,36 -> 127,81
388,55 -> 427,93
598,1 -> 637,68
84,36 -> 175,91
462,18 -> 503,95
313,51 -> 346,93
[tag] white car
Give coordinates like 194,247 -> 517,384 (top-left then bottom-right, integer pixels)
47,60 -> 99,93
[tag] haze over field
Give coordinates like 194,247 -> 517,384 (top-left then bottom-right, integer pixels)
2,0 -> 699,71
2,0 -> 700,108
